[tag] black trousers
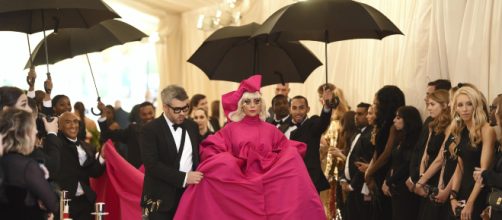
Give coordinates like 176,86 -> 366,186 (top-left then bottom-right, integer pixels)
345,189 -> 371,220
147,210 -> 176,220
68,195 -> 93,220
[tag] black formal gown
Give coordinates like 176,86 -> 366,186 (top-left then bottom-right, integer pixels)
457,128 -> 489,220
0,153 -> 58,220
418,131 -> 446,220
387,142 -> 419,220
371,126 -> 394,220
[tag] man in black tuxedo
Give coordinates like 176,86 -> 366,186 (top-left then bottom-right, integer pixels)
287,90 -> 333,193
97,101 -> 155,168
56,112 -> 106,220
140,85 -> 203,220
267,83 -> 290,119
339,103 -> 374,220
265,94 -> 290,128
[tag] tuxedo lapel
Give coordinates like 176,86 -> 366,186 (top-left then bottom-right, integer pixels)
158,117 -> 178,158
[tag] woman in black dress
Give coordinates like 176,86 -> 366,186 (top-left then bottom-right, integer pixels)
475,94 -> 502,220
0,109 -> 58,219
449,86 -> 495,220
413,89 -> 451,220
365,85 -> 406,220
382,106 -> 422,220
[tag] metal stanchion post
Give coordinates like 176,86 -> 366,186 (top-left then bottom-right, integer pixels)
59,190 -> 71,220
91,202 -> 109,220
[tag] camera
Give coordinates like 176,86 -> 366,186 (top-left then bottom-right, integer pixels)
36,113 -> 55,138
326,96 -> 340,109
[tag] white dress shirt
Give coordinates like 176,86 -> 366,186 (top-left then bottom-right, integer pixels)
344,127 -> 367,181
67,137 -> 87,196
163,114 -> 193,187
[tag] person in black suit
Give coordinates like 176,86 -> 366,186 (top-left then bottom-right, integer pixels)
287,91 -> 333,193
55,112 -> 106,220
267,83 -> 291,119
97,101 -> 155,168
339,103 -> 374,220
265,94 -> 290,128
140,85 -> 203,220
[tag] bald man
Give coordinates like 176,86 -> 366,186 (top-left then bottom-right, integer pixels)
55,112 -> 106,220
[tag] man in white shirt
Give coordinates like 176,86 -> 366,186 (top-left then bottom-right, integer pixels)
140,85 -> 203,220
55,112 -> 106,220
339,102 -> 373,220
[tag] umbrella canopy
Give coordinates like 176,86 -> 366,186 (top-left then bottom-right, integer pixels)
188,22 -> 322,87
252,0 -> 402,42
0,0 -> 120,34
251,0 -> 402,84
27,19 -> 148,67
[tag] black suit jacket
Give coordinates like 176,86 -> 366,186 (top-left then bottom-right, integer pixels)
341,126 -> 374,191
54,135 -> 105,203
99,121 -> 142,168
140,116 -> 201,213
290,109 -> 332,192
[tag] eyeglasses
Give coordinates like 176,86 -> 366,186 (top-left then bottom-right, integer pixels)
166,104 -> 190,114
243,98 -> 261,106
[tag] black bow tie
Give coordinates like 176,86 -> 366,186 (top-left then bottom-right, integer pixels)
172,124 -> 182,131
288,119 -> 301,127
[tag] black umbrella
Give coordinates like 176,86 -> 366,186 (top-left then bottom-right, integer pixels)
188,22 -> 322,86
0,0 -> 120,79
252,0 -> 403,83
27,19 -> 147,67
27,19 -> 147,115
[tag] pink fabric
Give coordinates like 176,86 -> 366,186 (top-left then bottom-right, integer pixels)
91,140 -> 144,220
174,116 -> 326,220
222,74 -> 262,119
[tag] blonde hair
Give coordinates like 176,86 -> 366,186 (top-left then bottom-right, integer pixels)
450,86 -> 488,147
228,92 -> 267,122
428,90 -> 451,134
0,109 -> 36,155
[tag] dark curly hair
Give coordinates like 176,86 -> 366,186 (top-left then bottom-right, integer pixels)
374,85 -> 405,151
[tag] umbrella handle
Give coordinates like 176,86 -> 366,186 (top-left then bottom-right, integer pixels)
91,97 -> 102,116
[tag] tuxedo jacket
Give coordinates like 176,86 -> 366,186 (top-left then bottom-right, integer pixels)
54,134 -> 105,203
290,109 -> 332,192
341,126 -> 374,191
140,116 -> 201,213
99,121 -> 142,168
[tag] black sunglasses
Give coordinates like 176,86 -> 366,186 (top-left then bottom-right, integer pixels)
166,104 -> 190,114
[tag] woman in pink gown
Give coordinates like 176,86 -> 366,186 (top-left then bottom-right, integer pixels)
174,75 -> 326,220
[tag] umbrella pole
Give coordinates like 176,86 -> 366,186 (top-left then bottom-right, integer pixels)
253,38 -> 258,74
324,30 -> 328,85
85,54 -> 102,116
26,34 -> 33,68
41,10 -> 51,78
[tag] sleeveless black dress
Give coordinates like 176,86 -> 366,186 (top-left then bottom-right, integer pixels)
456,128 -> 489,220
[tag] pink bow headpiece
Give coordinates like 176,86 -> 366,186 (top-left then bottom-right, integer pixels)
222,75 -> 262,119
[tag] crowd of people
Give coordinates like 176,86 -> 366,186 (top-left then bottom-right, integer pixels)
0,72 -> 501,220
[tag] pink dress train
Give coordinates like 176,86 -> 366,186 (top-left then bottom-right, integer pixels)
174,116 -> 326,220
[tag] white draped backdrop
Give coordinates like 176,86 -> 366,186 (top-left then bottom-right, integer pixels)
155,0 -> 502,118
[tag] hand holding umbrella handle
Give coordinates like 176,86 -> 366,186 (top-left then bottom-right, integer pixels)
43,74 -> 52,94
91,97 -> 103,116
321,85 -> 339,109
